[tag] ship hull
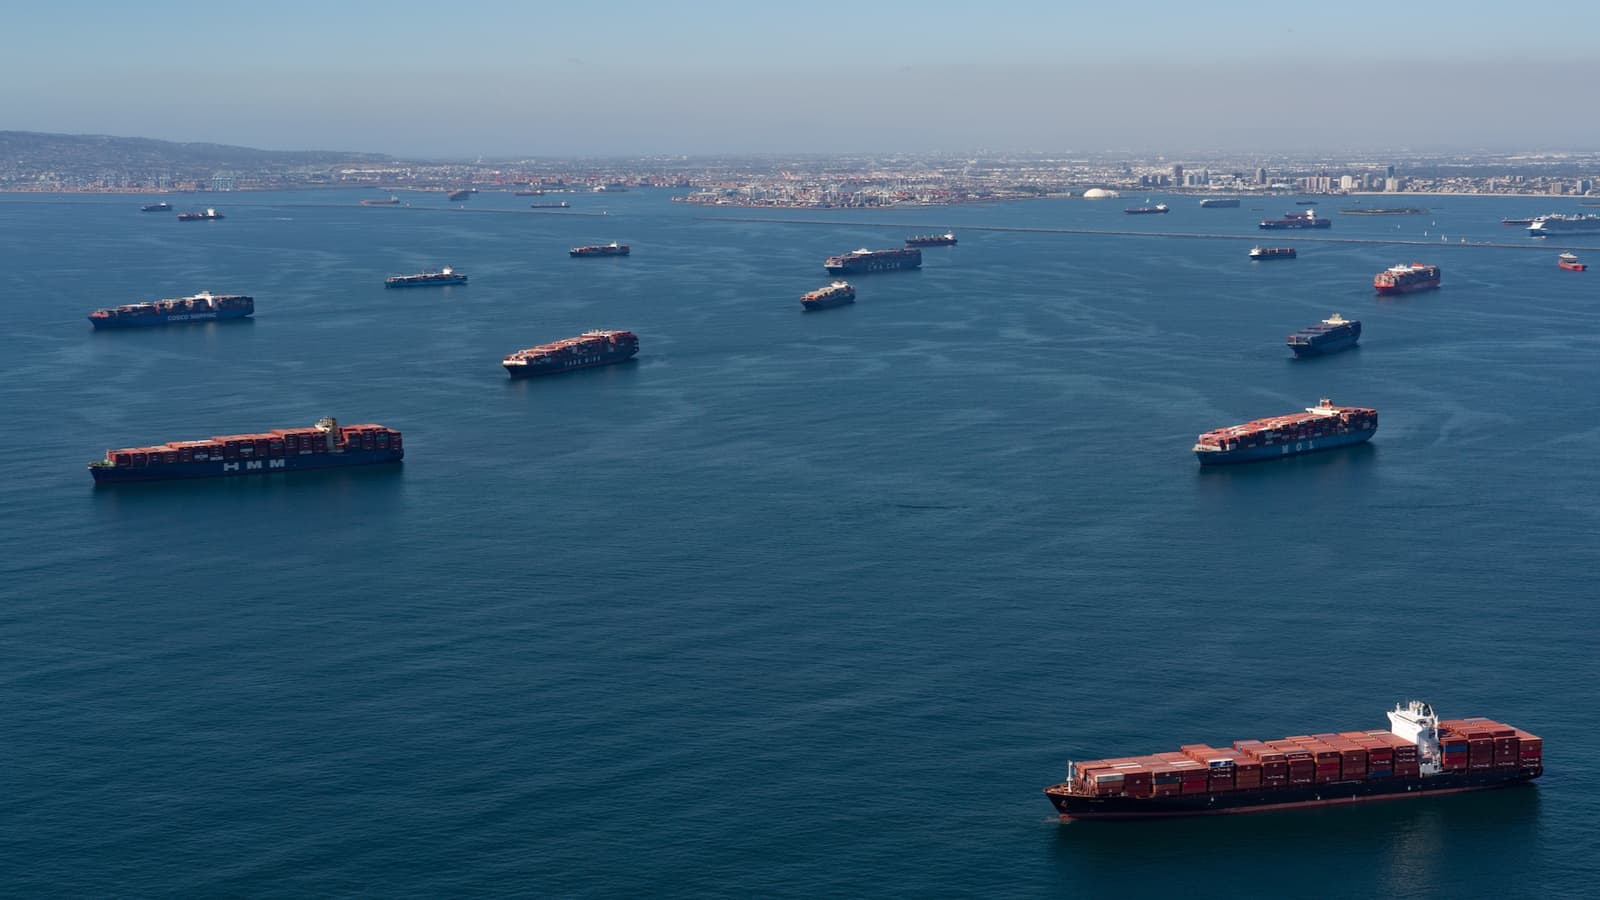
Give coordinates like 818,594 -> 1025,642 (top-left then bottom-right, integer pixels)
1195,427 -> 1375,466
801,297 -> 854,311
503,347 -> 638,378
1259,221 -> 1331,230
1047,768 -> 1540,821
89,308 -> 253,329
90,448 -> 402,483
1374,280 -> 1440,295
1289,333 -> 1360,357
385,277 -> 468,288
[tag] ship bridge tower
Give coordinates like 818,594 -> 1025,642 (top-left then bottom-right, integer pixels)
1388,700 -> 1443,774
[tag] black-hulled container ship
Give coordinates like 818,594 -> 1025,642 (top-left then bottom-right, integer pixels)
1249,246 -> 1296,261
140,201 -> 172,212
1045,701 -> 1542,821
1373,263 -> 1440,295
87,292 -> 253,329
385,266 -> 468,288
1287,313 -> 1361,357
570,242 -> 630,257
1125,203 -> 1169,214
1199,198 -> 1240,208
800,281 -> 855,311
503,330 -> 639,378
1259,210 -> 1330,229
88,417 -> 402,483
361,196 -> 401,206
1193,399 -> 1376,465
177,208 -> 224,221
905,232 -> 956,247
824,247 -> 921,275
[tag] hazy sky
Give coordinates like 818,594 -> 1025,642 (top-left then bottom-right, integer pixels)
5,0 -> 1599,158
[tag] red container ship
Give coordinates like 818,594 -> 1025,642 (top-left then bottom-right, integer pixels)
1045,701 -> 1542,821
1374,263 -> 1441,294
800,281 -> 855,311
1193,399 -> 1377,465
88,417 -> 402,483
503,329 -> 639,377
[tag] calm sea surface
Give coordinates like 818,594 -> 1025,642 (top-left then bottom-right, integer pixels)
2,189 -> 1597,897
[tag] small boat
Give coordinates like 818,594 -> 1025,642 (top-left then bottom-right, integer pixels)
1558,252 -> 1587,271
140,201 -> 172,212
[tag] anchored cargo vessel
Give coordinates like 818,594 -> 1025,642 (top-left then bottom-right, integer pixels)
1199,198 -> 1240,208
385,267 -> 468,288
177,208 -> 224,221
140,201 -> 172,212
800,281 -> 855,311
1259,210 -> 1331,229
447,189 -> 472,201
1045,701 -> 1542,821
824,247 -> 921,275
905,232 -> 957,246
1193,398 -> 1376,465
87,292 -> 253,329
1558,252 -> 1587,271
88,417 -> 402,483
1374,263 -> 1441,295
1287,313 -> 1361,357
1125,203 -> 1169,215
1249,247 -> 1296,261
503,330 -> 639,378
570,241 -> 630,257
361,196 -> 401,206
1528,213 -> 1600,236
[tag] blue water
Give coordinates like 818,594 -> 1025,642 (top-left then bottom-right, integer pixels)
3,190 -> 1597,897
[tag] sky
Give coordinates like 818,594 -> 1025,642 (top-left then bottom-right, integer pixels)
4,0 -> 1599,158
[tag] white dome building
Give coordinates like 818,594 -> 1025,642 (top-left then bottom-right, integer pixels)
1081,188 -> 1120,199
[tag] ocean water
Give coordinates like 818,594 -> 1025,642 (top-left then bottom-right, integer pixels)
2,189 -> 1597,897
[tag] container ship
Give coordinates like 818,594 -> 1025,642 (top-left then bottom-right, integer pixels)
1125,203 -> 1169,215
88,417 -> 402,483
1374,263 -> 1441,295
1260,210 -> 1331,229
1286,313 -> 1361,357
905,232 -> 957,246
385,267 -> 468,288
570,242 -> 630,257
1044,701 -> 1542,821
1192,398 -> 1376,465
1199,198 -> 1240,208
1249,246 -> 1296,261
1558,252 -> 1587,271
800,281 -> 855,311
87,292 -> 253,329
503,330 -> 639,378
824,247 -> 921,275
177,208 -> 224,221
140,201 -> 172,212
1527,213 -> 1600,236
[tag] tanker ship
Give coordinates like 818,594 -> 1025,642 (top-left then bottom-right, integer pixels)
1045,701 -> 1542,821
503,329 -> 639,377
88,417 -> 402,483
87,292 -> 253,329
1193,398 -> 1376,465
824,247 -> 921,275
1373,263 -> 1441,295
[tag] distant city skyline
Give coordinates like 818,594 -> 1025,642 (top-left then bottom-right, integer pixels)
7,1 -> 1600,158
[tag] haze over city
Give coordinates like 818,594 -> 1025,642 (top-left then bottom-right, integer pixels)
7,0 -> 1600,158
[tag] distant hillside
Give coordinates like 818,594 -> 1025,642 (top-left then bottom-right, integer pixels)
0,131 -> 392,171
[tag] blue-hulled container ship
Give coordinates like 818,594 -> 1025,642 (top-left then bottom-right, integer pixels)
1192,399 -> 1376,465
1259,210 -> 1331,229
385,267 -> 468,288
1045,701 -> 1542,821
87,292 -> 253,329
88,417 -> 402,483
1286,313 -> 1361,357
503,329 -> 639,378
824,247 -> 921,274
